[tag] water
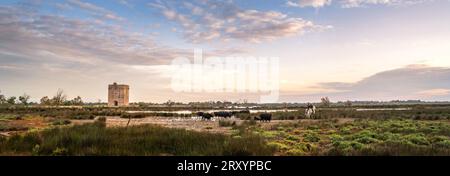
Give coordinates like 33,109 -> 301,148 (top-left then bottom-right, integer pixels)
355,108 -> 412,111
126,109 -> 299,114
126,110 -> 193,114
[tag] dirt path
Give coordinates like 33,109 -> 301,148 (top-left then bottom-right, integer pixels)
102,117 -> 357,134
2,116 -> 358,137
107,116 -> 238,134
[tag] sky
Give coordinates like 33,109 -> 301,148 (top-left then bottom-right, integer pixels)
1,0 -> 450,103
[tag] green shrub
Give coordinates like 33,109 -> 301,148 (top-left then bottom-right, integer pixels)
223,135 -> 275,156
267,142 -> 289,151
356,136 -> 379,144
286,148 -> 305,156
435,140 -> 450,148
286,134 -> 300,141
350,141 -> 364,150
52,119 -> 71,126
303,132 -> 320,142
121,113 -> 146,119
52,147 -> 69,156
406,134 -> 430,145
219,120 -> 236,127
95,117 -> 106,123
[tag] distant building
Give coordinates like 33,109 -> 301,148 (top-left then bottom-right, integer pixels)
108,82 -> 129,106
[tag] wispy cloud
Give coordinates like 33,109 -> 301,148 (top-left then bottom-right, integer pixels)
286,0 -> 432,8
286,0 -> 332,8
117,0 -> 133,8
0,5 -> 166,66
0,3 -> 247,80
150,0 -> 330,43
416,88 -> 450,96
312,65 -> 450,100
67,0 -> 125,21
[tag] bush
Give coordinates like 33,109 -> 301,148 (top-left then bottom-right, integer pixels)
223,134 -> 275,156
303,131 -> 320,142
219,120 -> 236,127
95,117 -> 106,123
435,140 -> 450,148
52,119 -> 71,126
52,147 -> 69,156
121,113 -> 146,119
406,134 -> 430,145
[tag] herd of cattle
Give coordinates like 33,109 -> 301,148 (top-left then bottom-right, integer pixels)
196,105 -> 316,122
196,110 -> 272,122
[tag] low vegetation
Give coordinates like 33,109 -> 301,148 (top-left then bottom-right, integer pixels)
1,105 -> 449,156
256,119 -> 450,156
0,122 -> 275,156
235,107 -> 450,120
218,120 -> 237,127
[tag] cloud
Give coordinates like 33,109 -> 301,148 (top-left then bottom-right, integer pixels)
286,0 -> 431,8
1,3 -> 228,88
68,0 -> 125,21
117,0 -> 133,8
0,3 -> 249,102
312,64 -> 450,100
416,89 -> 450,96
150,0 -> 329,43
340,0 -> 432,8
286,0 -> 332,8
0,3 -> 248,79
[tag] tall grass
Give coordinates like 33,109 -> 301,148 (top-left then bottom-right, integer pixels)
241,108 -> 450,120
261,118 -> 450,156
0,123 -> 275,156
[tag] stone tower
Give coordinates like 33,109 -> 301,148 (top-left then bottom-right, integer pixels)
108,82 -> 129,106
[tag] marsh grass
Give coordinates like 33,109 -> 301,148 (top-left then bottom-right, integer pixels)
259,119 -> 450,156
241,108 -> 450,120
218,120 -> 236,127
0,122 -> 275,156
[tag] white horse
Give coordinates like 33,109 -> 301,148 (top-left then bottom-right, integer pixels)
305,105 -> 316,119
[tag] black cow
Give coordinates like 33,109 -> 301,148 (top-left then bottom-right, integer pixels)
214,111 -> 233,118
238,110 -> 250,114
197,112 -> 213,120
196,112 -> 205,117
254,113 -> 272,122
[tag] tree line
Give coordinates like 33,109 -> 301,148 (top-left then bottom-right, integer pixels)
0,89 -> 83,106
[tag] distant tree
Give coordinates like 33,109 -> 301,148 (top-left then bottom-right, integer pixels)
165,100 -> 175,108
40,96 -> 51,105
345,100 -> 352,107
19,94 -> 31,105
7,96 -> 16,105
321,97 -> 331,107
52,89 -> 67,106
0,91 -> 6,104
137,102 -> 148,107
71,96 -> 83,105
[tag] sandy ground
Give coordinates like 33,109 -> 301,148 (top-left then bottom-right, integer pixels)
2,116 -> 357,137
72,116 -> 300,134
111,116 -> 238,134
74,116 -> 244,134
0,117 -> 48,137
73,116 -> 356,134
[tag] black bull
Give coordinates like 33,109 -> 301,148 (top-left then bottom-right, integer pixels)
254,113 -> 272,122
214,111 -> 233,118
197,112 -> 213,120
